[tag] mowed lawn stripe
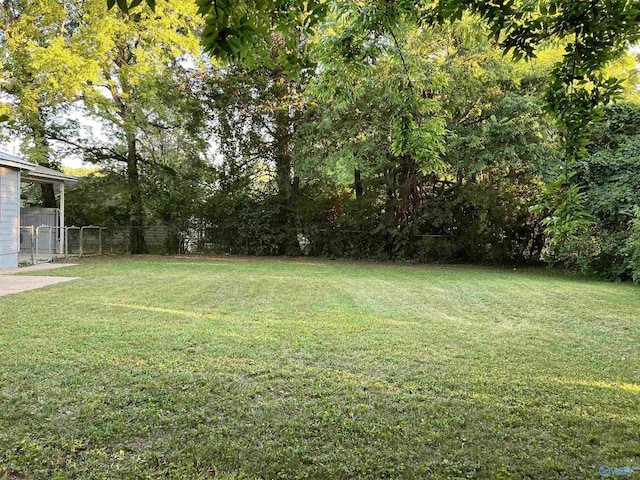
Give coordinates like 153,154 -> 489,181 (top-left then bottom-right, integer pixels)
0,257 -> 638,479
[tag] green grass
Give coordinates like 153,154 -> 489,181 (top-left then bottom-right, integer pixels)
1,257 -> 639,479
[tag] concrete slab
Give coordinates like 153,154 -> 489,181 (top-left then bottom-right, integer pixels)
0,263 -> 78,275
0,275 -> 78,296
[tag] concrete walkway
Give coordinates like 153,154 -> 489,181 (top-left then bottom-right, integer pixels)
0,263 -> 78,296
0,263 -> 78,275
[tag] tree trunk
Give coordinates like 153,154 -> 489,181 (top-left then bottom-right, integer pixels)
30,110 -> 58,208
275,152 -> 292,201
395,155 -> 422,230
40,184 -> 57,208
127,134 -> 148,254
384,166 -> 397,223
274,105 -> 293,202
354,168 -> 363,198
272,99 -> 296,254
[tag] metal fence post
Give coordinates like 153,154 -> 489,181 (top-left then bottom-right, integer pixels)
35,226 -> 40,263
47,226 -> 52,261
30,226 -> 34,265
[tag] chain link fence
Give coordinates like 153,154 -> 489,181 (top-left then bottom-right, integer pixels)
35,225 -> 56,263
19,225 -> 65,264
191,225 -> 455,260
65,227 -> 82,257
19,225 -> 175,264
103,226 -> 172,254
80,226 -> 105,256
18,226 -> 35,266
18,223 -> 456,263
19,225 -> 63,265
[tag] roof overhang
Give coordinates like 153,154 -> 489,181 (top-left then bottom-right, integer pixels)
22,164 -> 79,186
0,151 -> 36,171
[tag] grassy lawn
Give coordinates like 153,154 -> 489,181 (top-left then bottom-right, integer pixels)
1,257 -> 639,479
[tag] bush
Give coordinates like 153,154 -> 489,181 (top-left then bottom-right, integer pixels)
200,177 -> 544,265
623,208 -> 640,283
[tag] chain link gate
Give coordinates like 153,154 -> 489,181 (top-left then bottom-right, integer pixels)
34,225 -> 56,264
19,226 -> 35,266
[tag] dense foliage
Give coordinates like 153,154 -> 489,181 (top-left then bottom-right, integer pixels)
540,103 -> 640,281
2,1 -> 640,280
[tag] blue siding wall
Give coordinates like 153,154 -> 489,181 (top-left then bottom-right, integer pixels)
0,166 -> 20,269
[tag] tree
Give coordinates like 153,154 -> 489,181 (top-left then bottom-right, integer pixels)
0,0 -> 100,206
183,0 -> 640,255
207,57 -> 306,206
115,0 -> 639,138
293,18 -> 557,261
429,21 -> 557,261
305,10 -> 449,230
541,102 -> 640,281
64,0 -> 205,253
137,73 -> 211,253
1,0 -> 208,253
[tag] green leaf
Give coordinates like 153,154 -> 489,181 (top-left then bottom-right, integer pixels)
117,0 -> 128,13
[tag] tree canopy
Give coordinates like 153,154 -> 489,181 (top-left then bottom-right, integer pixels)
104,0 -> 639,164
